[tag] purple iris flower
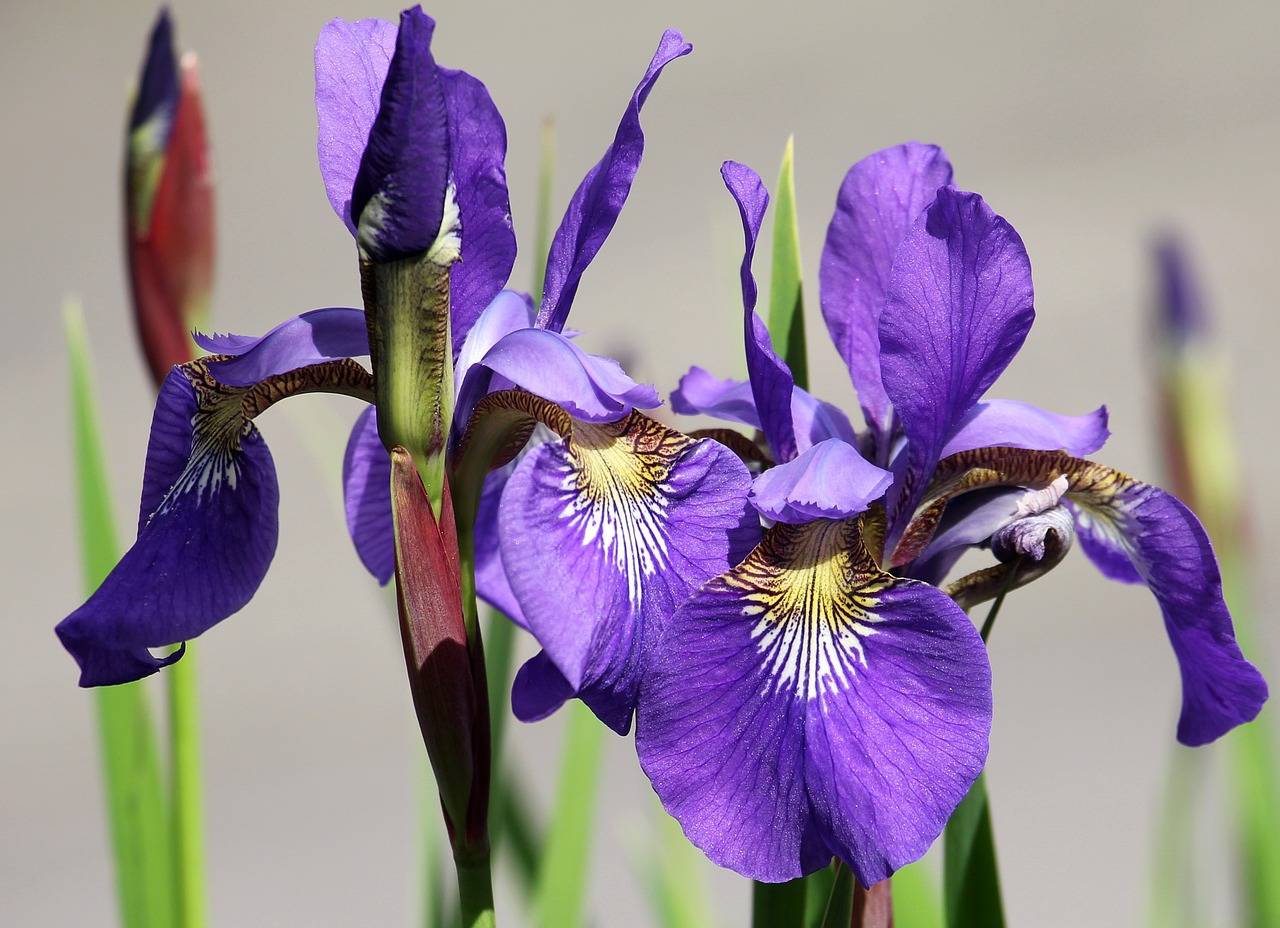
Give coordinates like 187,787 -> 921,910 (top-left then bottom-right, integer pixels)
642,147 -> 1266,885
54,8 -> 669,686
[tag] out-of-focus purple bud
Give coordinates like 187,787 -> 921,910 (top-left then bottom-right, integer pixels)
125,10 -> 215,388
1154,235 -> 1207,350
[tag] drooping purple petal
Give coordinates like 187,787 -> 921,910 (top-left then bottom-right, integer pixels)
438,68 -> 516,352
1067,478 -> 1267,745
473,327 -> 659,422
749,439 -> 891,524
879,186 -> 1034,531
819,143 -> 953,441
511,649 -> 575,722
195,308 -> 370,386
670,367 -> 760,429
941,400 -> 1109,458
57,371 -> 280,686
636,518 -> 991,884
350,7 -> 451,263
536,31 -> 692,333
342,406 -> 394,584
500,414 -> 758,733
722,161 -> 797,463
315,17 -> 398,234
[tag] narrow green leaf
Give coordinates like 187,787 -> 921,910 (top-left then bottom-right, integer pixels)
802,861 -> 837,928
767,136 -> 807,391
644,801 -> 716,928
752,879 -> 807,928
65,297 -> 174,928
816,863 -> 855,928
490,771 -> 541,896
943,773 -> 1005,928
891,860 -> 944,928
533,701 -> 606,928
531,117 -> 556,307
167,650 -> 207,928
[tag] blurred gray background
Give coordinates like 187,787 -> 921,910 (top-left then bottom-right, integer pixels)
3,0 -> 1278,924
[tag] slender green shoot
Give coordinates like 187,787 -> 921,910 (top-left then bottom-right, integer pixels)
767,136 -> 807,390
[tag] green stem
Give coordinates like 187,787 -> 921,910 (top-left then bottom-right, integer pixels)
455,855 -> 496,928
979,558 -> 1021,643
752,878 -> 807,928
168,645 -> 207,928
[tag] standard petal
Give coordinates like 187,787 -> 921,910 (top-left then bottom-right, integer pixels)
819,143 -> 953,441
1068,474 -> 1268,745
57,372 -> 279,686
473,327 -> 659,422
343,406 -> 394,584
499,414 -> 758,733
196,308 -> 369,386
722,161 -> 798,462
438,68 -> 516,352
941,399 -> 1109,458
536,30 -> 692,332
879,187 -> 1034,531
670,367 -> 760,429
314,17 -> 398,234
637,518 -> 990,884
750,439 -> 892,524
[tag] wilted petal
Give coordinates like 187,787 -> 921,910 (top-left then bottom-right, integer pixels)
819,143 -> 953,439
722,161 -> 797,462
1068,473 -> 1267,744
196,307 -> 369,386
942,399 -> 1109,458
501,413 -> 758,733
343,406 -> 394,584
537,30 -> 692,332
637,518 -> 990,884
315,17 -> 398,233
57,368 -> 279,686
750,439 -> 891,524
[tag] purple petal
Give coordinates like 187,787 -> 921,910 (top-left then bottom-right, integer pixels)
536,31 -> 692,332
880,187 -> 1034,530
342,406 -> 393,584
57,370 -> 279,686
721,161 -> 798,462
1154,236 -> 1207,347
511,649 -> 575,722
670,367 -> 760,429
315,17 -> 398,234
195,308 -> 369,386
819,143 -> 953,440
750,439 -> 892,524
1068,478 -> 1267,744
636,519 -> 990,884
350,7 -> 450,262
129,10 -> 179,143
500,416 -> 758,733
791,391 -> 859,454
472,460 -> 528,629
942,400 -> 1109,458
453,290 -> 536,431
474,327 -> 659,422
438,68 -> 516,352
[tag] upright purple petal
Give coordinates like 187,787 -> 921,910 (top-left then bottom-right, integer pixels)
501,414 -> 758,733
343,406 -> 394,584
315,17 -> 398,234
536,31 -> 692,332
439,67 -> 516,351
722,161 -> 797,463
637,518 -> 990,884
880,187 -> 1034,531
57,370 -> 279,685
941,400 -> 1109,458
472,462 -> 528,628
195,308 -> 370,386
350,7 -> 451,263
1068,477 -> 1267,744
819,143 -> 953,442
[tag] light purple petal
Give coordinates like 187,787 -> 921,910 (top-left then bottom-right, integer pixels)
722,161 -> 797,462
1068,477 -> 1267,745
637,519 -> 990,884
473,461 -> 528,629
315,17 -> 397,234
942,400 -> 1109,458
880,187 -> 1034,531
342,406 -> 393,584
475,327 -> 659,422
791,390 -> 859,454
750,439 -> 891,524
57,369 -> 279,686
537,31 -> 692,333
196,308 -> 369,386
453,290 -> 536,431
819,143 -> 953,441
439,67 -> 516,351
670,367 -> 760,429
500,417 -> 758,733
